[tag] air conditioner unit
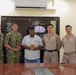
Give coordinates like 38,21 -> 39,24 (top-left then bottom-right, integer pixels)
15,0 -> 48,9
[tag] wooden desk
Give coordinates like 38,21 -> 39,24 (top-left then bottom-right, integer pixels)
0,63 -> 76,75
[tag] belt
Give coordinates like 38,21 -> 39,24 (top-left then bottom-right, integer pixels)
64,51 -> 76,55
46,49 -> 57,52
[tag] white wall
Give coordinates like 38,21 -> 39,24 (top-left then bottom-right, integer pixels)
0,0 -> 76,62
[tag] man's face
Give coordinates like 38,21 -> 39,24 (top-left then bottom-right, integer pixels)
65,27 -> 72,34
47,25 -> 53,33
29,29 -> 35,36
12,24 -> 18,31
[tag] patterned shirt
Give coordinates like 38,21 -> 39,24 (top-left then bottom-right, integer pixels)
0,32 -> 4,56
4,31 -> 22,57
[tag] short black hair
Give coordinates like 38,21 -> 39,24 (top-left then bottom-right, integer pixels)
47,24 -> 54,28
65,25 -> 72,29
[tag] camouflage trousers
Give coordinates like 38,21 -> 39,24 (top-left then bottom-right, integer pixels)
43,51 -> 58,63
0,57 -> 4,64
7,57 -> 20,64
62,52 -> 76,63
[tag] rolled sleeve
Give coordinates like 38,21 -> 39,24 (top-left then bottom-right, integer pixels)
4,33 -> 10,44
39,37 -> 43,46
56,36 -> 62,50
16,34 -> 22,45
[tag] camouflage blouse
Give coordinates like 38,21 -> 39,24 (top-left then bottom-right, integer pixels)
0,32 -> 4,56
4,31 -> 22,57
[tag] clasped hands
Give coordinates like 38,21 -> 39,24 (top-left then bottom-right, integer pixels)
29,44 -> 37,50
13,46 -> 21,51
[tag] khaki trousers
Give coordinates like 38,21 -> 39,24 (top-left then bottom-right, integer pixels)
43,51 -> 58,63
62,52 -> 76,63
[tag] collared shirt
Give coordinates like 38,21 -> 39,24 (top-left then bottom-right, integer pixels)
21,34 -> 43,60
62,34 -> 76,53
5,31 -> 22,48
42,33 -> 61,50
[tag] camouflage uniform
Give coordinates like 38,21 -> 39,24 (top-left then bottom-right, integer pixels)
0,32 -> 4,63
62,35 -> 76,63
4,31 -> 22,64
43,33 -> 61,63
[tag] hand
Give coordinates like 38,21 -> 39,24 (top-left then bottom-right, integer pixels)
13,48 -> 20,51
13,46 -> 21,51
29,44 -> 36,50
16,46 -> 21,50
32,46 -> 38,50
16,45 -> 21,50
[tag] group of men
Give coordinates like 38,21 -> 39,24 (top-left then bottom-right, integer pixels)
0,23 -> 76,64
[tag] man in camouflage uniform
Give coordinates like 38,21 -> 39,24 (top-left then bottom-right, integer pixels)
0,25 -> 4,63
43,24 -> 61,63
62,25 -> 76,63
4,23 -> 22,64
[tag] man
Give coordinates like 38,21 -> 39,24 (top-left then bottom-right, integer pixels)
4,23 -> 22,64
22,26 -> 43,63
62,25 -> 76,63
0,25 -> 4,63
43,24 -> 61,63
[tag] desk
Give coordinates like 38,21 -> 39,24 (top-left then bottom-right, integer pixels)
0,63 -> 76,75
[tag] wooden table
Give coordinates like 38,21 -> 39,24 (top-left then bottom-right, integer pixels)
0,63 -> 76,75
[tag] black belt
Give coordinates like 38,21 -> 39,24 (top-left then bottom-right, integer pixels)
46,49 -> 57,52
64,51 -> 76,55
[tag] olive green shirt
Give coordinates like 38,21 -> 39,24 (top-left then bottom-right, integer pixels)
4,31 -> 22,57
0,32 -> 4,56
